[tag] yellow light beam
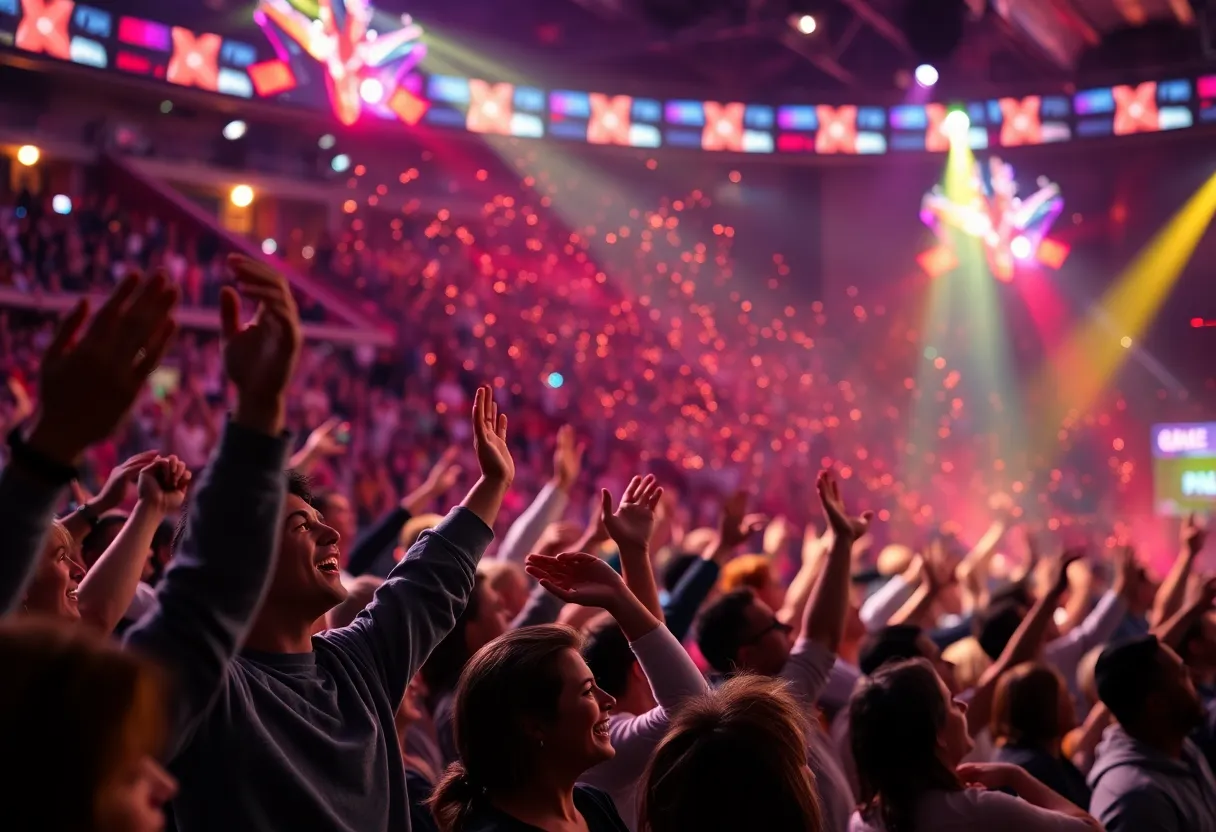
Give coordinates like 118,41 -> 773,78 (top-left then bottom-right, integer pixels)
1035,169 -> 1216,446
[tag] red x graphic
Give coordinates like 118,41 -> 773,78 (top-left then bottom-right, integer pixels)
168,28 -> 221,91
815,105 -> 858,154
925,103 -> 950,153
999,96 -> 1043,146
587,94 -> 633,146
702,101 -> 745,152
1113,82 -> 1159,136
17,0 -> 73,60
466,79 -> 514,135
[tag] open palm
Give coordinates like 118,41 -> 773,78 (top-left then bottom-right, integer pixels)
525,551 -> 627,609
471,385 -> 514,483
817,469 -> 873,541
602,474 -> 663,551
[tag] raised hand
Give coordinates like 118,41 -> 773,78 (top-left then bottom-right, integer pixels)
717,491 -> 769,551
137,455 -> 192,515
1183,571 -> 1216,613
552,425 -> 585,492
304,418 -> 348,459
420,446 -> 463,496
90,450 -> 160,514
525,551 -> 629,611
601,474 -> 663,552
1111,545 -> 1145,601
29,272 -> 179,464
816,470 -> 872,542
1183,512 -> 1208,555
220,255 -> 301,434
471,385 -> 513,484
1048,548 -> 1086,597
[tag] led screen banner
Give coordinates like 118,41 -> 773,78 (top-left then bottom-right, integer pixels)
1153,423 -> 1216,516
3,1 -> 1216,156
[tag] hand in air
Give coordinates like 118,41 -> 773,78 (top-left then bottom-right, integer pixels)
601,474 -> 663,552
91,450 -> 160,513
525,551 -> 628,611
718,491 -> 769,551
816,470 -> 873,542
32,271 -> 179,464
138,455 -> 192,514
552,425 -> 585,492
471,385 -> 513,484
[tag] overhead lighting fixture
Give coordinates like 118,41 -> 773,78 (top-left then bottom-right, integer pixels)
331,153 -> 351,173
16,145 -> 40,166
318,134 -> 336,150
223,120 -> 247,141
942,108 -> 970,140
914,63 -> 939,87
359,77 -> 385,105
791,13 -> 818,35
230,184 -> 254,208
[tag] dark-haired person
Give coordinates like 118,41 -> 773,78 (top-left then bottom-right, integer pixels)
577,475 -> 709,829
991,663 -> 1091,809
849,658 -> 1102,831
695,470 -> 871,831
0,617 -> 178,832
639,673 -> 822,832
126,257 -> 514,832
0,270 -> 180,617
432,546 -> 675,832
1089,634 -> 1216,831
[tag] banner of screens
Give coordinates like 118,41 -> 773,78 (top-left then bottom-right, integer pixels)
1153,423 -> 1216,516
3,0 -> 1216,155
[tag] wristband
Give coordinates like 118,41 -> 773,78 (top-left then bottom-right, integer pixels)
6,427 -> 79,485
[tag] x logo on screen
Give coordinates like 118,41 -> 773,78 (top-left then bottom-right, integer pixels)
467,80 -> 515,135
168,28 -> 221,91
999,96 -> 1043,147
702,102 -> 745,152
815,106 -> 858,154
17,0 -> 73,60
1113,82 -> 1159,135
588,94 -> 633,146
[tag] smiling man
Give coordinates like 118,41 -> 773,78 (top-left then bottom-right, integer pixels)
125,256 -> 516,832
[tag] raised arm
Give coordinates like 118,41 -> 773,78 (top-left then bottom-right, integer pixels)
1150,515 -> 1205,626
60,451 -> 158,544
3,272 -> 179,614
495,425 -> 579,565
125,255 -> 301,755
345,447 -> 461,577
76,455 -> 190,634
803,470 -> 871,654
778,526 -> 826,636
328,385 -> 512,704
601,474 -> 664,619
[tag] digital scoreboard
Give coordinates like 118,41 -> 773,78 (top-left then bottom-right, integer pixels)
1153,422 -> 1216,516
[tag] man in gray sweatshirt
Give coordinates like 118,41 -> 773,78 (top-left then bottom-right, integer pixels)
125,257 -> 517,832
1089,635 -> 1216,831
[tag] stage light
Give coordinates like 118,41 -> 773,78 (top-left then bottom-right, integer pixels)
51,195 -> 71,215
16,145 -> 40,166
261,238 -> 277,255
223,120 -> 247,141
792,14 -> 817,34
914,63 -> 938,87
943,109 -> 970,140
318,134 -> 336,150
359,77 -> 385,105
302,245 -> 315,260
160,100 -> 173,114
1120,336 -> 1133,349
546,372 -> 564,388
331,154 -> 351,173
1010,235 -> 1032,260
230,184 -> 254,208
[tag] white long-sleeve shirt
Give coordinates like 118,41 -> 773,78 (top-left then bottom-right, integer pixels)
494,481 -> 569,565
580,625 -> 709,831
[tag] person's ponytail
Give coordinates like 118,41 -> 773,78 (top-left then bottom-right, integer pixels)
428,761 -> 483,832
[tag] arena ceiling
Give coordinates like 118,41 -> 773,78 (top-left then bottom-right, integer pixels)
76,0 -> 1215,97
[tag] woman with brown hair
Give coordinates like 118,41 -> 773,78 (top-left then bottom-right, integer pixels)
638,674 -> 822,832
430,550 -> 668,831
0,617 -> 177,831
848,658 -> 1101,832
991,662 -> 1092,809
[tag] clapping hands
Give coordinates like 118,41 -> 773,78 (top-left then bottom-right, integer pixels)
137,455 -> 192,515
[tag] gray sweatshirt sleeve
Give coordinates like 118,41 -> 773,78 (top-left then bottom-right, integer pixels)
494,482 -> 567,565
326,506 -> 493,706
124,422 -> 290,756
0,465 -> 66,615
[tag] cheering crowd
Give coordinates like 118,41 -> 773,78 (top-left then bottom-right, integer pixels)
2,247 -> 1216,832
